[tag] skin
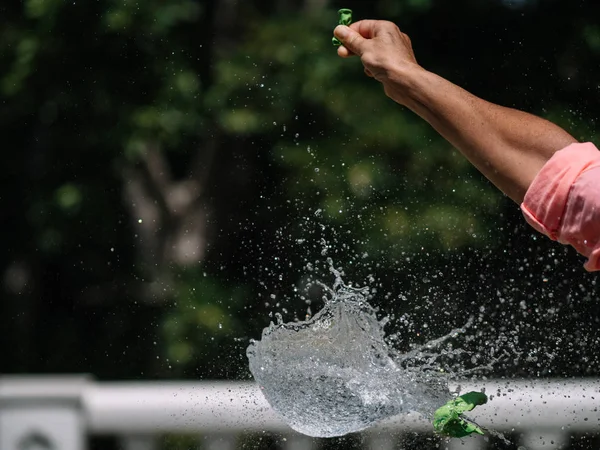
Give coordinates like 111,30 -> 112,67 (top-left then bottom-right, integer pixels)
333,21 -> 578,203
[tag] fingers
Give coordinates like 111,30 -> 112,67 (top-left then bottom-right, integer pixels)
348,20 -> 385,39
337,45 -> 354,58
333,25 -> 367,56
334,20 -> 399,57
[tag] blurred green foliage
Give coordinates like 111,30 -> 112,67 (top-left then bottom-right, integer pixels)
1,0 -> 599,384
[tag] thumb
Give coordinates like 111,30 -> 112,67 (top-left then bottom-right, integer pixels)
334,25 -> 366,56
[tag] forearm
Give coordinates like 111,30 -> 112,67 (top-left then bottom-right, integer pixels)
390,66 -> 577,203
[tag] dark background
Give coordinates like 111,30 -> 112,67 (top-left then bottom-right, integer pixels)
1,0 -> 599,444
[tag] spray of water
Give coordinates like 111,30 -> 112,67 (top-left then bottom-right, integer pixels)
247,262 -> 480,437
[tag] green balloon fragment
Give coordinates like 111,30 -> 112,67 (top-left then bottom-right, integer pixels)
332,9 -> 353,46
433,391 -> 488,438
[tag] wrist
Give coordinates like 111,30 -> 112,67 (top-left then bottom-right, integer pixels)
384,63 -> 429,108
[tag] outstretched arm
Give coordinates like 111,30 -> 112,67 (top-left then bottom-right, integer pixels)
334,21 -> 577,203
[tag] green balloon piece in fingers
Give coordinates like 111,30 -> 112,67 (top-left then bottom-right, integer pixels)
332,8 -> 353,46
433,391 -> 488,438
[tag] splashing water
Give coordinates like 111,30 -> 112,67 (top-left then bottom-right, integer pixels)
247,270 -> 469,437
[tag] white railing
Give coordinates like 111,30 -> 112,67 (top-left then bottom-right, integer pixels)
1,376 -> 599,450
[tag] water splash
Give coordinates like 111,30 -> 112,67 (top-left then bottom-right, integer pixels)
247,267 -> 464,437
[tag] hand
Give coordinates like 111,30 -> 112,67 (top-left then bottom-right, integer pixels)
333,20 -> 423,105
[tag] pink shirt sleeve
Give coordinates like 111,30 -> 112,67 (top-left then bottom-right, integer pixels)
521,142 -> 600,272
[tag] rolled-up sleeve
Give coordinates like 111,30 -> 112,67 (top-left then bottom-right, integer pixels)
521,142 -> 600,272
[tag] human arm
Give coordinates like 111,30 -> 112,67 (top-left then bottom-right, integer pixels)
333,21 -> 577,203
